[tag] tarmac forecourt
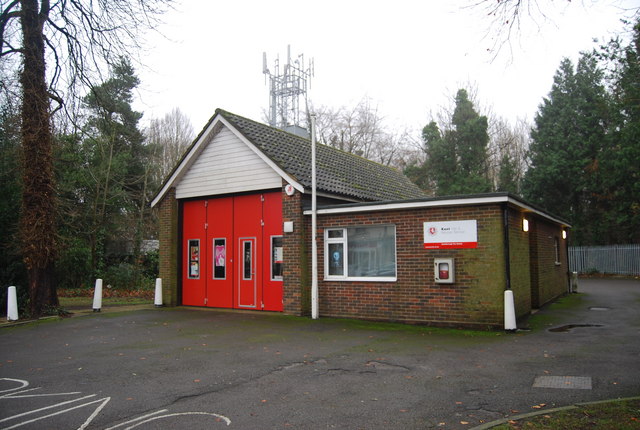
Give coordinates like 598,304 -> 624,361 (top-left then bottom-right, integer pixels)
1,278 -> 639,429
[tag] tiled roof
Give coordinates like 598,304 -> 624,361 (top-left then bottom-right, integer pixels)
218,109 -> 426,202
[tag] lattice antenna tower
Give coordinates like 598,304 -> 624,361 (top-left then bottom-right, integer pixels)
263,45 -> 314,135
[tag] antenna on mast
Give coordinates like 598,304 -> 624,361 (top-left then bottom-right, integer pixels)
262,45 -> 314,137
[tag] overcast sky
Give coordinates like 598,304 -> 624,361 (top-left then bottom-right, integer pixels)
134,0 -> 639,135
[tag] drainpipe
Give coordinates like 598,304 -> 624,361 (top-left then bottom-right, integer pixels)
503,203 -> 517,331
311,114 -> 319,319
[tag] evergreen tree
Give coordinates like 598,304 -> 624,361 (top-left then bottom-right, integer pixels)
57,58 -> 151,281
600,20 -> 640,243
411,89 -> 492,196
522,54 -> 610,244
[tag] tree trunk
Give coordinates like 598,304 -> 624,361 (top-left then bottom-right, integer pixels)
19,0 -> 58,316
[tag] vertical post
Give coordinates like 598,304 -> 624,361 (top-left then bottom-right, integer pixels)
311,114 -> 319,320
504,290 -> 517,331
7,286 -> 18,321
154,278 -> 163,307
92,279 -> 103,312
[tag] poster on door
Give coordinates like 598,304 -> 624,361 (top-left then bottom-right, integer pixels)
423,220 -> 477,249
214,238 -> 226,279
188,239 -> 200,278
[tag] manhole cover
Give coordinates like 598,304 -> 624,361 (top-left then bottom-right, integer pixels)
589,307 -> 610,311
533,375 -> 592,390
549,324 -> 603,332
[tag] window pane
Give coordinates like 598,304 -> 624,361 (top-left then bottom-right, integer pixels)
328,229 -> 344,238
213,238 -> 226,279
243,241 -> 252,280
271,236 -> 283,280
328,243 -> 344,276
188,239 -> 200,279
347,226 -> 395,277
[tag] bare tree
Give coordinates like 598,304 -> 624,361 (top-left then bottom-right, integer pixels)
146,107 -> 195,182
0,0 -> 172,316
312,97 -> 413,168
487,116 -> 530,193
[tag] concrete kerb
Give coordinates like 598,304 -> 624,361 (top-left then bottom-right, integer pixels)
0,304 -> 156,328
470,396 -> 640,430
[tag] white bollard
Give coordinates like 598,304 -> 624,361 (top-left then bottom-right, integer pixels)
570,271 -> 579,293
7,286 -> 18,321
92,279 -> 103,312
504,289 -> 517,332
154,278 -> 163,307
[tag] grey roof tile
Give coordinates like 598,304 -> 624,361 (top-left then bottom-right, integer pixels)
218,109 -> 426,202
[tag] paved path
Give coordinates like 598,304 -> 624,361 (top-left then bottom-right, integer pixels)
1,278 -> 638,429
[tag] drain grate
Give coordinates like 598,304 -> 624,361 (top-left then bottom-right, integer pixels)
533,375 -> 592,390
549,324 -> 603,332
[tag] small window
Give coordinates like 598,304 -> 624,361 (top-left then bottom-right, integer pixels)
554,237 -> 561,265
325,226 -> 396,281
271,236 -> 283,281
243,240 -> 252,280
188,239 -> 200,279
213,238 -> 226,279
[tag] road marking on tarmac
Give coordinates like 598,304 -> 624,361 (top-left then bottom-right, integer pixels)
0,378 -> 231,429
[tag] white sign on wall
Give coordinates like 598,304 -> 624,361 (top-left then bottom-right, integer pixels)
423,220 -> 478,249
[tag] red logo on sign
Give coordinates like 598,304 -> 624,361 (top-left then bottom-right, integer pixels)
429,227 -> 437,236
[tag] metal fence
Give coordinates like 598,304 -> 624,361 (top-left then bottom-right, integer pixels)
569,244 -> 640,276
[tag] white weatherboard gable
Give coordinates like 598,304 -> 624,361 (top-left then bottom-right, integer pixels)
175,125 -> 282,199
151,112 -> 305,207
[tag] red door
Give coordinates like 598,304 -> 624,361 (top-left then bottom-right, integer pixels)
263,192 -> 284,311
182,200 -> 207,306
207,197 -> 233,308
237,237 -> 257,308
181,193 -> 282,310
233,194 -> 263,309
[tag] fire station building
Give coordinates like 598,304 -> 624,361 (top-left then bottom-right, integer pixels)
151,109 -> 570,329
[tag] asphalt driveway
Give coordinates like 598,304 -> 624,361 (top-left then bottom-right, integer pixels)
1,278 -> 639,429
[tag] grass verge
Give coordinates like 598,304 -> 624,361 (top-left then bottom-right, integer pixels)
488,398 -> 640,429
59,296 -> 152,308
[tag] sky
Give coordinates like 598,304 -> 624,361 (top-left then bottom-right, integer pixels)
134,0 -> 639,136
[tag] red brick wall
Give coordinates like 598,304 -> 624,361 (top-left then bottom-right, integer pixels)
282,183 -> 310,315
313,204 -> 507,329
157,188 -> 179,306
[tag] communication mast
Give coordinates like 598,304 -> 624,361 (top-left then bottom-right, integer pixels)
263,45 -> 314,136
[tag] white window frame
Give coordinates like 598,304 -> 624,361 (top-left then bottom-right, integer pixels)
554,236 -> 561,265
270,235 -> 283,281
324,225 -> 397,282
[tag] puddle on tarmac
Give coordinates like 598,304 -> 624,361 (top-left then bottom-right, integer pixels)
549,324 -> 604,333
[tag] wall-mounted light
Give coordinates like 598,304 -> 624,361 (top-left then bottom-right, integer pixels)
522,218 -> 529,232
562,229 -> 567,239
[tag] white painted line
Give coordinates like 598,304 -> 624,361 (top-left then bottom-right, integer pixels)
0,394 -> 97,423
118,412 -> 231,429
0,396 -> 109,430
77,397 -> 111,430
0,388 -> 82,399
0,379 -> 28,394
103,410 -> 169,430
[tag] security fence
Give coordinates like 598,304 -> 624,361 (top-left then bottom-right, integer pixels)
569,244 -> 640,276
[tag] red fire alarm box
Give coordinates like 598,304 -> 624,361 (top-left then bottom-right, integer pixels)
434,258 -> 454,284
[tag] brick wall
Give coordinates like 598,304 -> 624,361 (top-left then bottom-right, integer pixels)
157,188 -> 179,306
282,183 -> 310,315
312,204 -> 508,329
530,217 -> 568,307
507,206 -> 532,318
